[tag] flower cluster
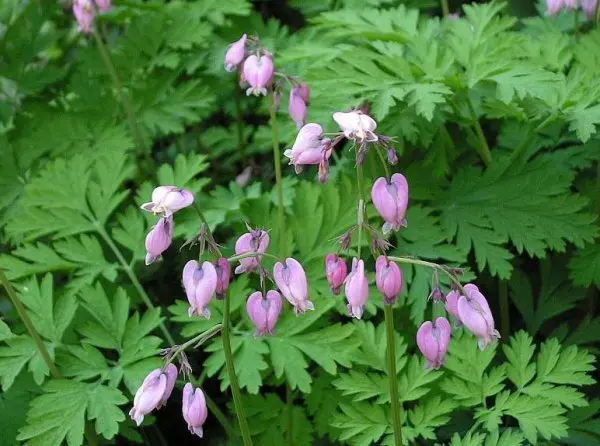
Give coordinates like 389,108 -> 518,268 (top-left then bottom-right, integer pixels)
141,186 -> 194,265
547,0 -> 598,16
129,364 -> 208,438
224,34 -> 311,128
72,0 -> 112,33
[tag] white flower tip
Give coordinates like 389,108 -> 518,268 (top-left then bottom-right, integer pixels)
145,254 -> 158,265
234,264 -> 246,274
283,149 -> 293,158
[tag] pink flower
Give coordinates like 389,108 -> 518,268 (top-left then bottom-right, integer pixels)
581,0 -> 598,16
445,290 -> 462,326
564,0 -> 578,8
214,258 -> 231,299
145,216 -> 173,265
345,258 -> 369,319
375,256 -> 403,304
182,383 -> 208,438
371,173 -> 409,234
246,290 -> 283,335
94,0 -> 112,11
325,254 -> 347,295
182,260 -> 218,318
416,317 -> 452,370
283,123 -> 332,174
73,0 -> 96,33
141,186 -> 194,217
224,34 -> 247,72
243,54 -> 274,96
288,85 -> 309,128
234,230 -> 270,274
333,111 -> 378,142
547,0 -> 565,14
273,258 -> 314,314
129,365 -> 178,426
457,284 -> 500,350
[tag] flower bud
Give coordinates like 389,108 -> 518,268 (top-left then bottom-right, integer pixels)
429,287 -> 444,303
214,258 -> 231,299
73,0 -> 96,33
234,229 -> 270,274
145,216 -> 173,265
283,123 -> 332,174
333,111 -> 378,143
289,85 -> 308,129
416,317 -> 452,370
546,0 -> 565,14
457,284 -> 500,350
129,366 -> 177,426
318,159 -> 329,183
295,83 -> 310,103
444,290 -> 461,325
387,147 -> 399,165
375,256 -> 403,305
224,34 -> 247,72
246,290 -> 283,335
141,186 -> 195,217
581,0 -> 598,16
94,0 -> 111,11
183,260 -> 218,318
273,258 -> 314,314
371,173 -> 409,234
345,258 -> 368,319
182,383 -> 208,438
243,54 -> 274,96
325,254 -> 347,295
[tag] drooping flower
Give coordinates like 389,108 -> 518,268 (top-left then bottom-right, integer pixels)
224,34 -> 247,72
546,0 -> 565,13
325,254 -> 348,295
564,0 -> 579,8
234,229 -> 270,274
182,260 -> 218,318
243,54 -> 274,96
246,290 -> 283,335
457,284 -> 500,350
73,0 -> 96,33
375,256 -> 403,305
94,0 -> 112,11
145,216 -> 174,265
214,258 -> 231,299
416,317 -> 452,370
581,0 -> 598,16
130,365 -> 177,426
371,173 -> 409,234
273,258 -> 314,314
283,123 -> 332,174
141,186 -> 194,217
182,383 -> 208,438
333,111 -> 378,142
444,290 -> 462,325
289,85 -> 309,128
345,258 -> 369,319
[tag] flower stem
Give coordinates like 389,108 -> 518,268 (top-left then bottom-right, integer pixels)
165,324 -> 223,366
269,100 -> 286,258
356,159 -> 367,259
384,305 -> 403,446
465,98 -> 492,167
374,146 -> 391,179
235,83 -> 246,161
440,0 -> 450,16
386,256 -> 465,294
222,290 -> 253,446
93,29 -> 145,154
0,269 -> 60,377
95,225 -> 175,345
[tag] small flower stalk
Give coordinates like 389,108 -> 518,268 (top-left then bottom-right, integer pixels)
345,258 -> 369,319
273,258 -> 314,314
416,317 -> 452,370
246,290 -> 283,335
234,229 -> 270,274
371,173 -> 409,234
145,216 -> 174,265
182,383 -> 208,438
457,284 -> 501,350
375,256 -> 403,305
73,0 -> 96,33
129,364 -> 178,426
183,260 -> 218,318
325,254 -> 348,295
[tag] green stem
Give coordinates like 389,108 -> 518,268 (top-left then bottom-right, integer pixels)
270,100 -> 286,258
384,305 -> 403,446
286,385 -> 294,445
222,291 -> 253,446
228,251 -> 281,263
595,161 -> 600,214
356,160 -> 367,259
95,225 -> 175,345
165,324 -> 223,366
465,98 -> 492,167
440,0 -> 450,16
575,11 -> 580,41
499,279 -> 509,339
0,269 -> 60,377
93,29 -> 145,154
235,83 -> 246,160
386,256 -> 465,295
374,146 -> 391,179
